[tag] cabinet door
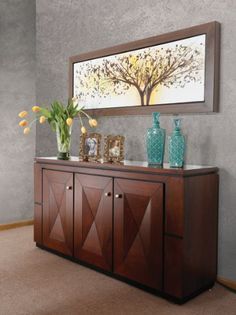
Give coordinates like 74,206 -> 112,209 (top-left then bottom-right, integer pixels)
74,174 -> 113,271
43,170 -> 73,256
114,179 -> 163,290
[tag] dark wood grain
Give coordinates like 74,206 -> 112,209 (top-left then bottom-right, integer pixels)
34,204 -> 42,244
74,174 -> 113,271
34,162 -> 42,203
42,170 -> 74,256
164,237 -> 183,297
35,157 -> 218,177
69,21 -> 220,115
182,173 -> 219,296
34,163 -> 42,244
34,158 -> 219,302
164,173 -> 219,298
165,177 -> 184,236
114,178 -> 163,289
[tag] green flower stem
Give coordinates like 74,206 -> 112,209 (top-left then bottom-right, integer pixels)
56,123 -> 72,153
78,113 -> 84,127
80,109 -> 92,120
29,118 -> 39,128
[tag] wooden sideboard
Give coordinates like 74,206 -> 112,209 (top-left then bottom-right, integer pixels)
34,157 -> 219,303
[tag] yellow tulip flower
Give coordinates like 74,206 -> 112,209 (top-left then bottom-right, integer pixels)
19,120 -> 28,127
89,118 -> 97,127
91,119 -> 98,127
23,127 -> 30,135
18,111 -> 28,118
39,116 -> 46,124
89,119 -> 93,127
32,106 -> 41,112
66,117 -> 73,126
81,126 -> 87,134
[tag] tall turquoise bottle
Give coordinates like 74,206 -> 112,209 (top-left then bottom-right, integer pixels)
146,112 -> 165,165
168,118 -> 185,168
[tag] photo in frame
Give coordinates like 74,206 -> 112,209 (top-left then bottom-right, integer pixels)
69,22 -> 220,115
104,135 -> 125,163
79,133 -> 101,162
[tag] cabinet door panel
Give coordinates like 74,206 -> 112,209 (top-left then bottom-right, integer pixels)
43,170 -> 73,256
114,179 -> 163,290
74,174 -> 113,271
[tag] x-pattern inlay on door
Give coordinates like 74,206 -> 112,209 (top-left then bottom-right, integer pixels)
74,174 -> 113,271
43,170 -> 73,256
35,158 -> 219,303
114,178 -> 163,290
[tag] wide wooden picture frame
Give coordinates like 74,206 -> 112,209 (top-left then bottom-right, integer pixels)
69,21 -> 220,116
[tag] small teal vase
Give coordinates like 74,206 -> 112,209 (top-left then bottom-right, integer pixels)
168,118 -> 185,168
146,112 -> 165,165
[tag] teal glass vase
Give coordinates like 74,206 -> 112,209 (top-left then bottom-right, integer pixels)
146,112 -> 165,165
168,118 -> 185,168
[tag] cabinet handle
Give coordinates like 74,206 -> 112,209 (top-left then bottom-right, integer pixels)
104,192 -> 111,197
115,194 -> 122,199
66,186 -> 72,190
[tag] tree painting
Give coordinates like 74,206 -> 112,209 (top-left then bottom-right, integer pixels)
73,34 -> 206,109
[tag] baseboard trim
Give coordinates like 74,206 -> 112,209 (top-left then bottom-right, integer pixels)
0,219 -> 34,231
217,276 -> 236,291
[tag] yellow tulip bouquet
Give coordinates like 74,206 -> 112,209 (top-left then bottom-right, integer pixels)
18,98 -> 97,160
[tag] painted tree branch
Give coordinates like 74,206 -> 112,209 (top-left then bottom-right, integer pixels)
74,41 -> 204,106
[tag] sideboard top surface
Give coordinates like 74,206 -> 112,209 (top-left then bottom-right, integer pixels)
35,157 -> 218,177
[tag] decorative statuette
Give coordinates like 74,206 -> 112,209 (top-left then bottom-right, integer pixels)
146,112 -> 165,165
168,118 -> 185,168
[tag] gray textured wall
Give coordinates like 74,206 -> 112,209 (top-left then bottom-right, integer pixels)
36,0 -> 236,280
0,0 -> 35,223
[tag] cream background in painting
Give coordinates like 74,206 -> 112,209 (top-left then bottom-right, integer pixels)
73,34 -> 205,109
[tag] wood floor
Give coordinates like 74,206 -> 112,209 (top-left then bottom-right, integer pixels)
0,226 -> 235,315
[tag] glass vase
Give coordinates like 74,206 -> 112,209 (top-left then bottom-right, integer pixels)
168,118 -> 185,168
56,123 -> 72,160
146,112 -> 165,165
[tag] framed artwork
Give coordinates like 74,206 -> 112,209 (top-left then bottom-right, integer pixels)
104,135 -> 125,163
79,133 -> 101,162
69,21 -> 220,115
